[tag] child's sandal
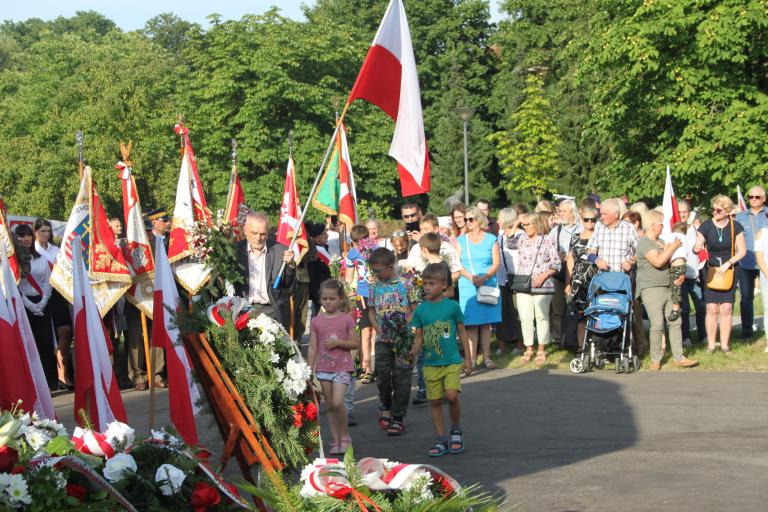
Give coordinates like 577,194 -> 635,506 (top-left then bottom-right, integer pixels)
378,410 -> 391,430
328,442 -> 340,456
338,436 -> 352,454
387,419 -> 406,436
428,441 -> 449,457
361,372 -> 374,384
449,428 -> 464,454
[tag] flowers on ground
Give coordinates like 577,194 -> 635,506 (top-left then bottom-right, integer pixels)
155,463 -> 186,496
103,453 -> 137,482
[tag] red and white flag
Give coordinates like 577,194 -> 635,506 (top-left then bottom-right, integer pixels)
661,165 -> 680,238
0,200 -> 19,284
118,161 -> 155,318
337,124 -> 358,228
152,234 -> 200,446
168,124 -> 212,295
72,236 -> 127,431
347,0 -> 430,196
277,157 -> 309,262
737,185 -> 748,212
0,246 -> 54,419
224,160 -> 247,236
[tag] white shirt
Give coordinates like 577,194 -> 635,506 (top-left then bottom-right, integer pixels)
684,225 -> 700,278
496,232 -> 520,286
19,256 -> 52,300
326,231 -> 341,257
247,244 -> 269,305
404,240 -> 461,273
662,232 -> 689,262
34,241 -> 59,268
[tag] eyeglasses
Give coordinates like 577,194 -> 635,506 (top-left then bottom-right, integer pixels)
465,217 -> 477,223
402,212 -> 418,220
520,222 -> 531,227
582,218 -> 597,223
712,208 -> 724,214
749,195 -> 763,200
391,230 -> 406,237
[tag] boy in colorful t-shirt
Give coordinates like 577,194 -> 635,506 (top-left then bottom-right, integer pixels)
409,262 -> 472,457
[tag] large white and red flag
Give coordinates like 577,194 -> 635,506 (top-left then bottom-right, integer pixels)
118,161 -> 155,318
0,197 -> 19,284
736,185 -> 748,212
71,236 -> 127,430
168,124 -> 212,295
0,246 -> 54,419
277,157 -> 309,262
661,165 -> 680,238
51,166 -> 132,316
152,234 -> 200,446
346,0 -> 430,196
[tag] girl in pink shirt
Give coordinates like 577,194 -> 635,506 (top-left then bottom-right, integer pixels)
307,279 -> 361,455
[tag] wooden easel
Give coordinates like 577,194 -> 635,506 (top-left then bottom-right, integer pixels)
182,333 -> 288,511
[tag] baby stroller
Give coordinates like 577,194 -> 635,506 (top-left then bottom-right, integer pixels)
569,271 -> 639,374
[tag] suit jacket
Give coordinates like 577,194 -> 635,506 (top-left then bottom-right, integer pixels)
234,239 -> 295,330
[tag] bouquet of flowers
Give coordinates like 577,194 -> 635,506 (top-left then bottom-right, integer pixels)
190,217 -> 244,297
380,310 -> 415,367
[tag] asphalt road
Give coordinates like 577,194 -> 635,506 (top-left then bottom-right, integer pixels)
53,368 -> 768,511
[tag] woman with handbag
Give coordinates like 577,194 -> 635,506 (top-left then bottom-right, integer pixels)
506,213 -> 560,365
694,195 -> 746,354
456,207 -> 501,369
496,207 -> 524,355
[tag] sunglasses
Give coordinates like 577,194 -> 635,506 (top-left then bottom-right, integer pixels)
582,217 -> 597,223
465,217 -> 477,223
749,195 -> 763,200
712,208 -> 724,214
520,222 -> 531,227
391,230 -> 406,237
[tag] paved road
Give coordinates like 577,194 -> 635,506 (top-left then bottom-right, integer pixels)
53,368 -> 768,511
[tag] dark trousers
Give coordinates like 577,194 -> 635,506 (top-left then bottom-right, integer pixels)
124,304 -> 165,385
375,342 -> 412,419
680,277 -> 706,341
26,305 -> 57,388
292,282 -> 309,341
738,268 -> 759,336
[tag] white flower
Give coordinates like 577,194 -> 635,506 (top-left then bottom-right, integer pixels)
0,474 -> 31,506
280,359 -> 311,399
51,471 -> 67,490
0,419 -> 23,448
155,464 -> 186,496
103,453 -> 137,483
401,470 -> 434,503
23,427 -> 51,451
269,351 -> 280,364
105,421 -> 135,446
247,318 -> 259,330
34,418 -> 67,438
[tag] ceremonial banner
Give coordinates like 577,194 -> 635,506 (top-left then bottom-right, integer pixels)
312,123 -> 358,228
661,165 -> 680,238
72,236 -> 127,431
0,197 -> 19,284
346,0 -> 430,196
152,235 -> 200,446
50,167 -> 132,317
224,160 -> 247,234
0,246 -> 55,419
277,157 -> 309,262
118,161 -> 155,318
168,124 -> 211,295
737,185 -> 748,212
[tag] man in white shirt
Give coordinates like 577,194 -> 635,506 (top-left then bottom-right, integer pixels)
404,214 -> 461,278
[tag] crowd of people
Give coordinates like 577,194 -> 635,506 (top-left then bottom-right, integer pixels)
11,185 -> 768,457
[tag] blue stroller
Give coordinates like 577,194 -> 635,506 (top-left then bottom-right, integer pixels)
569,272 -> 639,374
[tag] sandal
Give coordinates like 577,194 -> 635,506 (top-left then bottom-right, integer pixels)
449,428 -> 464,454
520,350 -> 534,363
428,441 -> 449,457
535,351 -> 547,365
484,359 -> 497,370
378,410 -> 392,430
360,372 -> 374,384
338,436 -> 352,454
387,419 -> 406,436
328,442 -> 340,455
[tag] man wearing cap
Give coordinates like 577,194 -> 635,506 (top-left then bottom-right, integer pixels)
234,211 -> 296,330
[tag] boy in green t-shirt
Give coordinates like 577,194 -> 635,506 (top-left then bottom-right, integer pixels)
409,263 -> 472,457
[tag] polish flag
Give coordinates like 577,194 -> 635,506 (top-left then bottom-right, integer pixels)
0,246 -> 54,419
347,0 -> 430,196
152,234 -> 200,446
736,186 -> 748,212
224,160 -> 246,236
661,165 -> 680,238
276,157 -> 309,262
0,204 -> 19,283
71,236 -> 127,431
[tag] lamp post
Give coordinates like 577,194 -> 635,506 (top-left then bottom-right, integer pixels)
453,107 -> 475,205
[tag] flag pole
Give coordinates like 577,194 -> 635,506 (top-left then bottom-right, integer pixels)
273,111 -> 349,288
76,131 -> 85,181
141,311 -> 154,429
148,340 -> 157,432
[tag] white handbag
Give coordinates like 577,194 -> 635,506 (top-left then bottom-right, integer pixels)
464,237 -> 499,305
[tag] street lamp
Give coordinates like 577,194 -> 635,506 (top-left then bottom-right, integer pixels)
453,107 -> 475,205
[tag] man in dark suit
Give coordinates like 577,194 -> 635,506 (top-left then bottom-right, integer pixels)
234,211 -> 296,330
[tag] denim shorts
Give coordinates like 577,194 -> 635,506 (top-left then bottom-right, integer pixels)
315,371 -> 352,385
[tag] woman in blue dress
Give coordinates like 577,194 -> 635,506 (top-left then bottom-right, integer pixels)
456,206 -> 501,369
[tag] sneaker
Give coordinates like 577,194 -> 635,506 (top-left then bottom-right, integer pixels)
494,348 -> 503,357
674,357 -> 699,368
682,338 -> 692,347
667,309 -> 681,321
510,347 -> 522,356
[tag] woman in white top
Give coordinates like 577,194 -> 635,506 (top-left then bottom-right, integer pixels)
16,224 -> 57,390
495,208 -> 524,356
752,228 -> 768,353
34,218 -> 73,389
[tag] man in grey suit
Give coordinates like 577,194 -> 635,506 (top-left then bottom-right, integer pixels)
234,211 -> 296,330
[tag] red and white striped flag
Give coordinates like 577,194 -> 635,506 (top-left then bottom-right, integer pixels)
0,246 -> 54,419
118,161 -> 155,318
0,202 -> 19,284
72,236 -> 127,431
736,185 -> 748,212
277,157 -> 309,262
224,160 -> 246,235
152,234 -> 200,446
661,165 -> 680,238
347,0 -> 430,196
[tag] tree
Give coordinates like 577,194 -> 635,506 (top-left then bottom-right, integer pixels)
490,73 -> 561,199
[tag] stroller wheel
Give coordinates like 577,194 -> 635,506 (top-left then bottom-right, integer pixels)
614,357 -> 622,374
570,358 -> 585,374
623,357 -> 631,374
633,355 -> 640,372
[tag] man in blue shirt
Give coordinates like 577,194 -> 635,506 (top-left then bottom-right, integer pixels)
735,186 -> 768,338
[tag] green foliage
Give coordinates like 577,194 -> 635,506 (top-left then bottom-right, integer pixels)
490,73 -> 561,199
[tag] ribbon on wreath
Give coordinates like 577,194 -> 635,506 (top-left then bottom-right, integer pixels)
357,457 -> 462,496
72,427 -> 116,458
325,481 -> 383,512
206,296 -> 252,329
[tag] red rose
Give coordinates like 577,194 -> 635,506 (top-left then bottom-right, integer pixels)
291,405 -> 303,428
0,446 -> 18,473
190,482 -> 221,512
303,402 -> 318,422
10,465 -> 24,474
66,484 -> 87,502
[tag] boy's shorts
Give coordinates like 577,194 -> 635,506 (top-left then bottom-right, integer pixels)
355,297 -> 372,329
423,364 -> 462,400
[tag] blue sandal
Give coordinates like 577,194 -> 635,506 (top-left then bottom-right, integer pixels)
449,428 -> 464,454
428,441 -> 449,457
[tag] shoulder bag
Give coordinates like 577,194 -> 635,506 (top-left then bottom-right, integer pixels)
465,236 -> 499,305
705,219 -> 735,291
508,236 -> 544,294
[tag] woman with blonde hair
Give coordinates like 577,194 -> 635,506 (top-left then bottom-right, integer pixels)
496,207 -> 523,354
506,212 -> 561,365
456,206 -> 501,369
694,194 -> 746,353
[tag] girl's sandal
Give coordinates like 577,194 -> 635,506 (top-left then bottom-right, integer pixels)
328,442 -> 340,456
338,437 -> 352,455
361,372 -> 374,384
428,441 -> 449,457
449,428 -> 464,454
378,410 -> 392,430
535,351 -> 547,365
521,350 -> 534,363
